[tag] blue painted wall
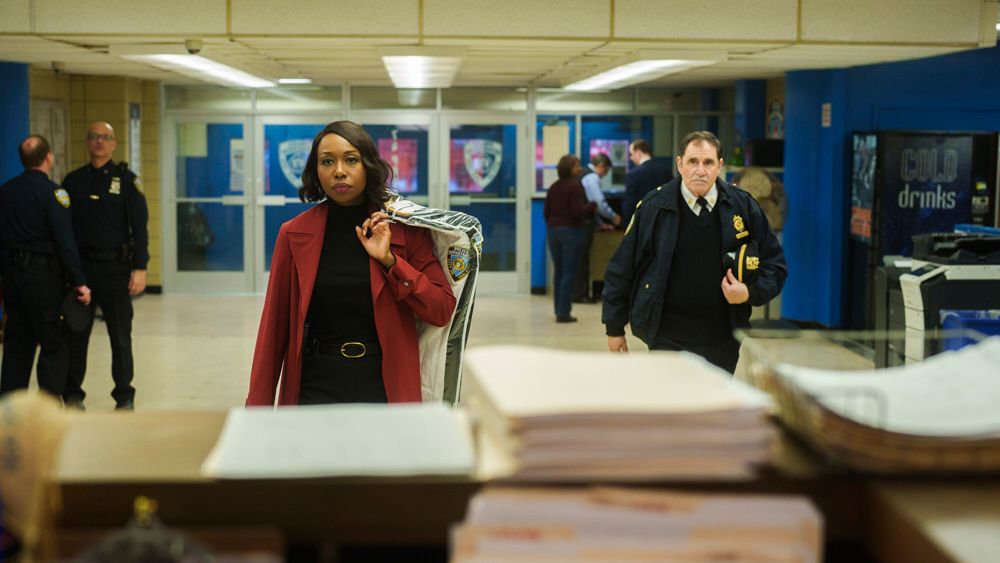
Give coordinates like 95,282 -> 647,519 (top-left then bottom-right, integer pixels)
0,62 -> 30,184
735,80 -> 766,143
782,45 -> 1000,327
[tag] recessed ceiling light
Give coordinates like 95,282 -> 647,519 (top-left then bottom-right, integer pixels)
110,44 -> 275,88
563,50 -> 724,92
278,78 -> 312,84
380,47 -> 465,89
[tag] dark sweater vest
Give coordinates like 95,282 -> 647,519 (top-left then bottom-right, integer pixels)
657,196 -> 730,344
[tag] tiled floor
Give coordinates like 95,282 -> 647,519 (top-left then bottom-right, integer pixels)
5,293 -> 646,411
5,292 -> 873,412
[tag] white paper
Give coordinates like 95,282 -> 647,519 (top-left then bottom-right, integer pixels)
465,346 -> 771,419
201,403 -> 475,479
777,337 -> 1000,436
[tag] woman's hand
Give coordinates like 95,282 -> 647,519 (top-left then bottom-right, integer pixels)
356,211 -> 397,269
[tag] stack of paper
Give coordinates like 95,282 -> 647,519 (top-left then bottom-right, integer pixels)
201,403 -> 475,479
771,337 -> 1000,472
463,345 -> 774,481
452,487 -> 823,562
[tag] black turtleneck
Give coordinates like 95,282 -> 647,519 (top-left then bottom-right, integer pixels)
305,201 -> 378,342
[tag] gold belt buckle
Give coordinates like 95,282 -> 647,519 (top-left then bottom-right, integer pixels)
340,341 -> 366,358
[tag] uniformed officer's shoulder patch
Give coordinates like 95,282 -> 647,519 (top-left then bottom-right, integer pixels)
447,245 -> 471,282
134,176 -> 145,195
54,188 -> 71,208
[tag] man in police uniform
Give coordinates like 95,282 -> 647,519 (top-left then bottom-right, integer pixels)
0,135 -> 91,398
602,131 -> 786,373
62,122 -> 149,410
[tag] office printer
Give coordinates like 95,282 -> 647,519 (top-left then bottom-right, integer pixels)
899,232 -> 1000,363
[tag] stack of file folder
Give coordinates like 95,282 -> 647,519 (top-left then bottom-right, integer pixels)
451,487 -> 823,562
463,345 -> 774,481
756,336 -> 1000,473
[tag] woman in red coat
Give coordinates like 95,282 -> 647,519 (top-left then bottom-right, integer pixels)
246,121 -> 456,406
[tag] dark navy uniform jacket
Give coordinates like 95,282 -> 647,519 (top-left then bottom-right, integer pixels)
602,176 -> 787,345
62,160 -> 149,270
0,169 -> 86,287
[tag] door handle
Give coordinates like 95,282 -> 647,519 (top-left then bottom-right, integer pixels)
257,195 -> 287,207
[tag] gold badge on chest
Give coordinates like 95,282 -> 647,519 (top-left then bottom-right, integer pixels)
733,214 -> 749,239
110,177 -> 121,195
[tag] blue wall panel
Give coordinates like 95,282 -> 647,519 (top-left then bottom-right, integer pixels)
782,45 -> 1000,326
531,199 -> 547,291
0,62 -> 30,184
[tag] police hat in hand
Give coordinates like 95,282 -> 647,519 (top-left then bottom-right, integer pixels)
61,290 -> 92,333
723,241 -> 761,286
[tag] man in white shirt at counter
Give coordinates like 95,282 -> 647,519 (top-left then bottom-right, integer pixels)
573,153 -> 620,303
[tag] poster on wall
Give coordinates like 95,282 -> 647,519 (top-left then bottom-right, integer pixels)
378,135 -> 419,193
450,139 -> 503,193
850,133 -> 877,242
128,103 -> 141,177
589,139 -> 628,166
880,133 -> 973,256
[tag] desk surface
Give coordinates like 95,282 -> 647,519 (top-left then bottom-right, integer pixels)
54,410 -> 1000,559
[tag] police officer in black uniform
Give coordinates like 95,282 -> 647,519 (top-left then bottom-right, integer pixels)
0,135 -> 92,398
62,122 -> 149,410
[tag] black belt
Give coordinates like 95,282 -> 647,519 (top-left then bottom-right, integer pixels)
306,339 -> 381,359
81,247 -> 123,262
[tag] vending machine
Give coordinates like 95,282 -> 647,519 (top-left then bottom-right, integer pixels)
847,131 -> 999,329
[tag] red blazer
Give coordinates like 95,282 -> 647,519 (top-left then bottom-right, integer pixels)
246,203 -> 456,406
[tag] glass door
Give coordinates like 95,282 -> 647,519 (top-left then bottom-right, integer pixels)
352,112 -> 436,208
164,115 -> 253,292
253,116 -> 331,291
441,115 -> 528,292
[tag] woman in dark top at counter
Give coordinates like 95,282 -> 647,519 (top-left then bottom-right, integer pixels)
246,121 -> 456,406
543,154 -> 596,324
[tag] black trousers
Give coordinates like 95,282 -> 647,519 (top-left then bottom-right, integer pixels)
298,350 -> 387,405
65,259 -> 135,404
651,335 -> 741,374
0,264 -> 69,397
571,216 -> 596,301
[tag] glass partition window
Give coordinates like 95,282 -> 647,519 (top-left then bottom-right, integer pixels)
174,122 -> 245,272
254,87 -> 341,112
262,123 -> 326,270
580,115 -> 654,189
363,124 -> 429,197
536,90 -> 633,112
448,124 -> 517,198
176,202 -> 243,271
536,115 -> 576,192
263,123 -> 324,198
447,121 -> 520,275
165,85 -> 252,111
442,88 -> 526,111
352,87 -> 436,110
451,202 -> 516,272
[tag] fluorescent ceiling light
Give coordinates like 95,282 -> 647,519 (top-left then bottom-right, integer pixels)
278,78 -> 312,84
563,50 -> 724,91
380,47 -> 465,88
110,44 -> 275,88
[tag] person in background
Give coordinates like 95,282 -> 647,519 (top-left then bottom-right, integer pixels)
602,131 -> 786,373
61,121 -> 148,411
246,121 -> 456,406
544,154 -> 596,323
621,139 -> 673,228
0,135 -> 90,399
573,153 -> 620,303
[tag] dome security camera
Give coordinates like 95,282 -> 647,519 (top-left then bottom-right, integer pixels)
185,39 -> 203,55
